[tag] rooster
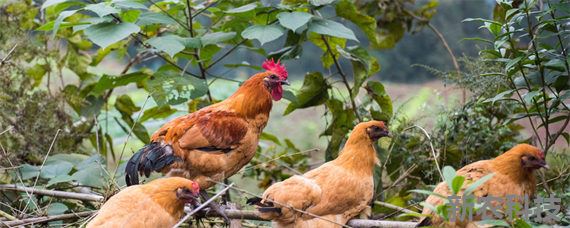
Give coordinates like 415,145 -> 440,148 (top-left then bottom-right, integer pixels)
248,121 -> 390,227
87,177 -> 199,228
125,59 -> 287,219
418,144 -> 548,227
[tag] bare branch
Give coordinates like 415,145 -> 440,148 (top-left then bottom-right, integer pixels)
0,184 -> 104,202
0,43 -> 18,67
2,211 -> 94,227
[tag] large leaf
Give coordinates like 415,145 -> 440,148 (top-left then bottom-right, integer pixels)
115,94 -> 141,116
51,10 -> 78,38
226,2 -> 257,13
277,11 -> 313,33
365,81 -> 393,121
308,34 -> 346,68
146,35 -> 187,57
442,166 -> 457,194
85,2 -> 119,17
335,0 -> 378,46
308,18 -> 358,41
241,24 -> 285,45
137,12 -> 176,25
71,162 -> 108,188
284,72 -> 329,115
146,66 -> 208,106
84,22 -> 140,48
140,105 -> 177,122
309,0 -> 335,6
40,160 -> 74,179
113,0 -> 147,10
201,32 -> 236,46
91,72 -> 149,96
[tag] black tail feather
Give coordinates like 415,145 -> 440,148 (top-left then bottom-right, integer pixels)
125,142 -> 178,186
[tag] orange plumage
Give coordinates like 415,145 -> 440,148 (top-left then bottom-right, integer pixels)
87,177 -> 199,228
251,121 -> 390,228
419,144 -> 548,227
125,60 -> 288,189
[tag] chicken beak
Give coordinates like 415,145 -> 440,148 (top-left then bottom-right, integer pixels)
541,162 -> 549,170
280,80 -> 290,86
380,130 -> 391,138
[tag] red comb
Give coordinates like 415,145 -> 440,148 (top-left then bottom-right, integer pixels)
262,59 -> 288,80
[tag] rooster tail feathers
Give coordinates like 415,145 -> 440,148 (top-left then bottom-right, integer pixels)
125,142 -> 178,186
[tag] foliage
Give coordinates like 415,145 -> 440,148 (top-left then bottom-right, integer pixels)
0,12 -> 89,166
464,0 -> 570,154
0,0 -> 438,222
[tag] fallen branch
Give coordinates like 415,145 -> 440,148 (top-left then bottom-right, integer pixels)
193,209 -> 418,228
374,201 -> 416,215
2,211 -> 94,227
0,185 -> 104,202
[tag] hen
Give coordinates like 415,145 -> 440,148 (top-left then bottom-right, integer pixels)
419,143 -> 548,227
87,177 -> 199,228
248,121 -> 390,228
125,59 -> 288,190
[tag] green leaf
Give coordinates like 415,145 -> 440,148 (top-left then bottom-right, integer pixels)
451,175 -> 465,195
147,35 -> 187,57
47,203 -> 68,215
51,10 -> 78,38
408,189 -> 448,200
308,34 -> 346,68
335,0 -> 377,46
284,72 -> 329,115
464,173 -> 495,196
19,164 -> 40,180
91,72 -> 149,96
140,106 -> 177,122
277,11 -> 313,33
113,0 -> 147,9
308,18 -> 358,41
365,81 -> 393,120
226,2 -> 257,13
442,166 -> 456,194
146,66 -> 208,106
47,153 -> 89,165
115,94 -> 141,116
137,12 -> 176,25
84,22 -> 140,48
42,0 -> 70,9
71,162 -> 107,188
41,160 -> 74,179
201,32 -> 236,46
120,9 -> 142,23
309,0 -> 335,6
46,175 -> 74,186
37,21 -> 89,31
241,24 -> 285,45
26,64 -> 49,87
260,132 -> 282,146
512,218 -> 532,228
85,2 -> 119,17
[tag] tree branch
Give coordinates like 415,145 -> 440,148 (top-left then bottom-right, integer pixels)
0,185 -> 104,202
2,211 -> 94,227
320,35 -> 362,122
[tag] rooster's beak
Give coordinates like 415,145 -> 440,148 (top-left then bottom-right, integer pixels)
281,80 -> 290,86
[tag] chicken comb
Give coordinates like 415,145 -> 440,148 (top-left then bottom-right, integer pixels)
262,59 -> 288,80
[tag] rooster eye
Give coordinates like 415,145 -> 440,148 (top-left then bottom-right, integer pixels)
269,75 -> 278,80
530,156 -> 536,160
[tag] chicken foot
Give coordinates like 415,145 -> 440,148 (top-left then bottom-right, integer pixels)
199,190 -> 231,224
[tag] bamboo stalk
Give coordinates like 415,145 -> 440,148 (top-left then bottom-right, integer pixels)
0,185 -> 104,202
